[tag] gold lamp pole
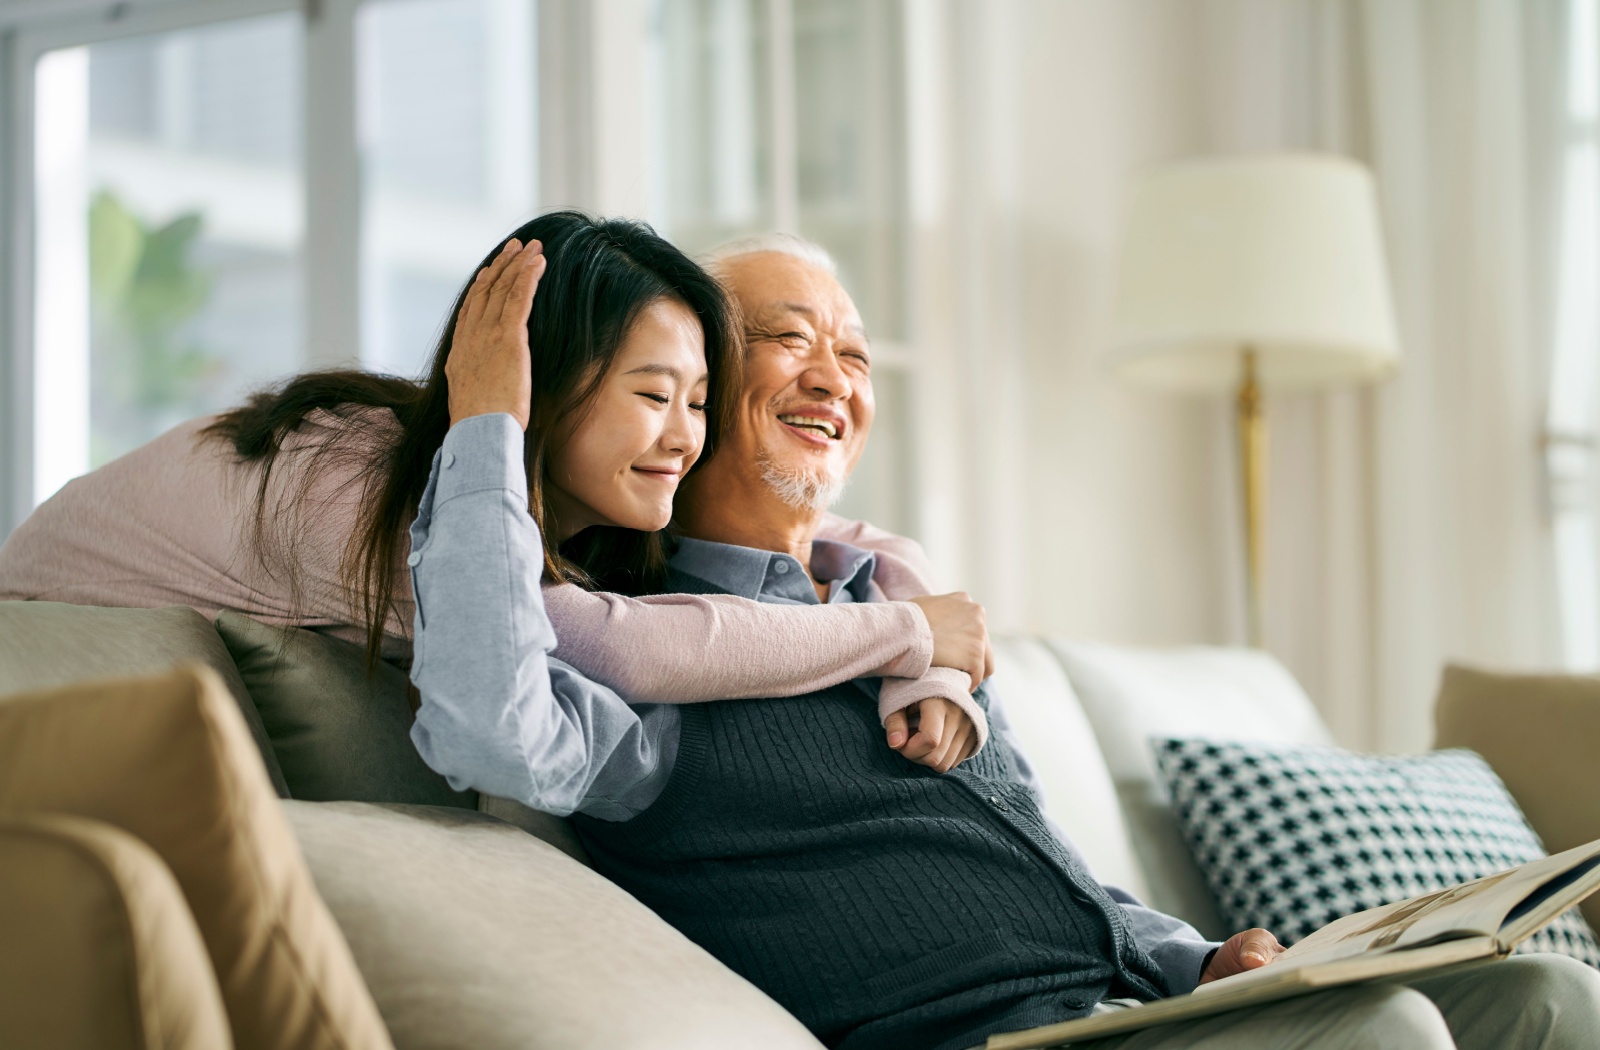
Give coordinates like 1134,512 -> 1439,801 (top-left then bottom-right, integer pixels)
1237,347 -> 1266,648
1108,157 -> 1401,652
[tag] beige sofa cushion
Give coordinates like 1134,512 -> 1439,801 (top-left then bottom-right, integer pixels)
0,666 -> 393,1050
0,813 -> 232,1050
1435,663 -> 1600,931
0,600 -> 288,795
287,800 -> 824,1050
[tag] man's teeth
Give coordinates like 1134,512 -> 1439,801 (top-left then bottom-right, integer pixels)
778,414 -> 838,439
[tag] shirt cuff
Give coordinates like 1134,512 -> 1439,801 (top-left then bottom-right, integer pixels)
435,413 -> 528,507
1155,938 -> 1224,997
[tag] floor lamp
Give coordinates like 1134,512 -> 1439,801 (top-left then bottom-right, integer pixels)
1105,154 -> 1401,647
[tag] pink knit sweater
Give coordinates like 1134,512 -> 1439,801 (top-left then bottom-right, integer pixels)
0,408 -> 981,742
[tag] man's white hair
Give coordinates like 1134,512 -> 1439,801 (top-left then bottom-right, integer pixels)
700,232 -> 838,278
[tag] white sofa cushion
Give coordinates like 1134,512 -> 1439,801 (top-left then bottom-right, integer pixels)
1045,640 -> 1333,938
988,638 -> 1147,898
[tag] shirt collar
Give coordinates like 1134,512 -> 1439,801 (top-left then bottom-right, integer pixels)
669,536 -> 878,605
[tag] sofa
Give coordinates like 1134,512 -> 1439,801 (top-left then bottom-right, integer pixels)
1,598 -> 1595,1049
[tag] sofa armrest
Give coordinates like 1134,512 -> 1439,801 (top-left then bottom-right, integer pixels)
0,813 -> 231,1050
1435,662 -> 1600,932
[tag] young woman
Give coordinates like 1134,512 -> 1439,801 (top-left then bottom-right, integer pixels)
0,212 -> 986,769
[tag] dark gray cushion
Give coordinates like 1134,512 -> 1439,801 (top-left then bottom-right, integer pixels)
214,611 -> 474,808
0,601 -> 288,796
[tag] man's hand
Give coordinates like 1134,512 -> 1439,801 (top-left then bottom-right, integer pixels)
884,698 -> 978,773
445,238 -> 547,430
908,592 -> 993,691
1199,928 -> 1284,984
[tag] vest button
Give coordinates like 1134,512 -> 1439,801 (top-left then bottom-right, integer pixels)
774,561 -> 790,575
990,795 -> 1007,810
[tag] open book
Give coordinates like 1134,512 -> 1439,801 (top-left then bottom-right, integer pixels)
986,838 -> 1600,1050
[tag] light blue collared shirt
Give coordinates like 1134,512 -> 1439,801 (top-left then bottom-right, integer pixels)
407,412 -> 1220,993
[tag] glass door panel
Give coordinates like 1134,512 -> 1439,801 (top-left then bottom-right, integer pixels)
357,0 -> 540,378
32,11 -> 305,504
647,0 -> 772,256
794,0 -> 905,342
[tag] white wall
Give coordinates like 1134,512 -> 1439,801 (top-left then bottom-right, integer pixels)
1006,0 -> 1236,644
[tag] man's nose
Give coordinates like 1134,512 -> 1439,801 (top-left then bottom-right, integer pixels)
800,348 -> 852,401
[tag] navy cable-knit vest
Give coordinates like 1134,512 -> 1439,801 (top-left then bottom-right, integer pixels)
572,568 -> 1167,1050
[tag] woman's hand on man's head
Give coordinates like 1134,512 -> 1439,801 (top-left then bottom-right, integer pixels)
446,238 -> 547,431
884,698 -> 978,774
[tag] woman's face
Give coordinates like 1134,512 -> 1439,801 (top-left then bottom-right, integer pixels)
545,298 -> 710,539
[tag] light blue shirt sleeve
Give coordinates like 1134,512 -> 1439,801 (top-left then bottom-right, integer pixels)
406,412 -> 678,821
984,683 -> 1220,996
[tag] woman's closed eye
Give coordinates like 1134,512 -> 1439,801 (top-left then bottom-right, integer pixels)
639,391 -> 707,411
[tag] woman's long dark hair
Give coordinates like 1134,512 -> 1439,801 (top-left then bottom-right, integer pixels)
204,211 -> 742,668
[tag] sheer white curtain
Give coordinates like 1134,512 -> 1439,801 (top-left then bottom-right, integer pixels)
1198,0 -> 1571,752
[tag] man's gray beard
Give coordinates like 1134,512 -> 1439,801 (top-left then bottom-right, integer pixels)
756,449 -> 847,512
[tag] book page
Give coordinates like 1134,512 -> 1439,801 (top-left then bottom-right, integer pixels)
1194,839 -> 1600,995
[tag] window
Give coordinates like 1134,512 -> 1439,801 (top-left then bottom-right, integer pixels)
31,12 -> 304,501
1549,0 -> 1600,668
3,0 -> 919,539
645,0 -> 917,534
358,0 -> 539,377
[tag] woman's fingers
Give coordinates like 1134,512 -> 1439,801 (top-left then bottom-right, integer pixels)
499,247 -> 547,325
458,239 -> 519,331
902,699 -> 945,762
941,719 -> 974,773
481,239 -> 531,321
884,708 -> 910,750
933,705 -> 973,773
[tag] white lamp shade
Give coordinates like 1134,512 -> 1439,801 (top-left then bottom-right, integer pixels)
1108,154 -> 1401,392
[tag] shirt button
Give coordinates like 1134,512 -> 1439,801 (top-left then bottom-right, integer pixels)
774,561 -> 790,575
407,552 -> 423,567
443,452 -> 456,469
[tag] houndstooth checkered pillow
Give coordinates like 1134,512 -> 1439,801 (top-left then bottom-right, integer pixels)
1152,739 -> 1600,967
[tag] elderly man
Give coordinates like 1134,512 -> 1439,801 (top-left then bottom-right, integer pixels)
407,233 -> 1600,1050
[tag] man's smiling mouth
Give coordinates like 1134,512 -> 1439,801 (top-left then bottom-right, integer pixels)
777,414 -> 840,440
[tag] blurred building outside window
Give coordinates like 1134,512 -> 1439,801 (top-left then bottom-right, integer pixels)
32,12 -> 304,502
358,0 -> 538,378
